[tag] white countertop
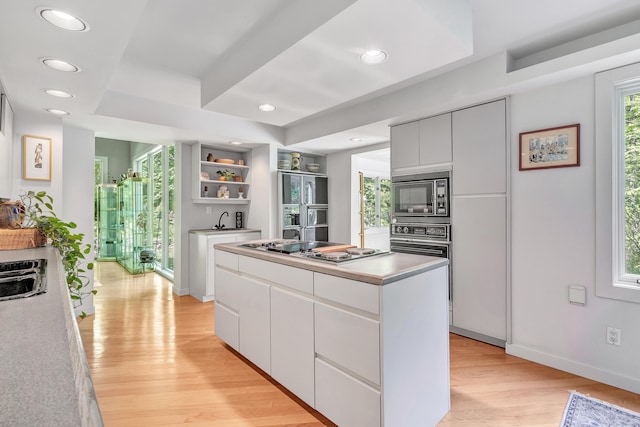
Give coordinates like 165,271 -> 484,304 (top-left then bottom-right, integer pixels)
189,228 -> 261,235
215,241 -> 448,285
0,247 -> 102,426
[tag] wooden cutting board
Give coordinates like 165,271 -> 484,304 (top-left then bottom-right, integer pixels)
312,244 -> 357,254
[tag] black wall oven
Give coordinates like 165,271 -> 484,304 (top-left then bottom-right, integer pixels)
391,171 -> 452,298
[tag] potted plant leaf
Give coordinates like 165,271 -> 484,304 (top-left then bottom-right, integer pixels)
216,169 -> 235,181
19,190 -> 95,317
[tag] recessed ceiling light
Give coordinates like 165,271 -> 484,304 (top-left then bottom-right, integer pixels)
37,8 -> 89,32
42,58 -> 80,72
44,89 -> 74,98
45,108 -> 70,115
360,49 -> 388,65
230,141 -> 242,145
258,104 -> 276,112
350,137 -> 364,142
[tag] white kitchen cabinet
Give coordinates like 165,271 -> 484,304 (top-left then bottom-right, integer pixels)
237,275 -> 271,374
390,120 -> 420,169
391,113 -> 452,171
192,141 -> 251,204
419,113 -> 452,165
214,303 -> 239,350
214,247 -> 450,427
189,231 -> 260,302
270,287 -> 315,406
452,99 -> 506,195
451,196 -> 507,341
315,358 -> 381,427
314,301 -> 380,385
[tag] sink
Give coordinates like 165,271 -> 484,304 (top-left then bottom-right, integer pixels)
0,259 -> 47,301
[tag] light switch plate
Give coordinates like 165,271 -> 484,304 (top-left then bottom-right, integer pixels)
569,285 -> 586,305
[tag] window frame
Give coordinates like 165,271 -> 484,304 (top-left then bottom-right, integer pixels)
595,62 -> 640,303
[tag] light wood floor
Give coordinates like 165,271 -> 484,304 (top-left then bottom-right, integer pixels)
78,262 -> 640,426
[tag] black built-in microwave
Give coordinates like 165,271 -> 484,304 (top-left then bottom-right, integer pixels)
391,171 -> 450,222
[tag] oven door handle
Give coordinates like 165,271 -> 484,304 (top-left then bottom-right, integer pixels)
390,237 -> 451,245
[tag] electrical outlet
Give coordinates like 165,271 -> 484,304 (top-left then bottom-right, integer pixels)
206,206 -> 212,214
606,327 -> 621,346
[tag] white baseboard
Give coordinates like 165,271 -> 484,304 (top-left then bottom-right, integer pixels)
172,285 -> 189,296
506,343 -> 640,394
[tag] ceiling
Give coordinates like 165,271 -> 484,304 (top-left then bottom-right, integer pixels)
1,0 -> 640,154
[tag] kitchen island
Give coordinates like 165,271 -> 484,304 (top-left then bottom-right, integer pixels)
214,240 -> 450,427
0,246 -> 102,426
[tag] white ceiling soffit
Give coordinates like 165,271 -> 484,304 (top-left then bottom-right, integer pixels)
202,0 -> 473,127
0,0 -> 147,115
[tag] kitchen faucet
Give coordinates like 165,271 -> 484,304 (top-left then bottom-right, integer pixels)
214,211 -> 229,230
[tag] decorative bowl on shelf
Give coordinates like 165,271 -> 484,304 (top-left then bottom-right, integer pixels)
306,163 -> 321,173
278,159 -> 291,169
215,158 -> 235,164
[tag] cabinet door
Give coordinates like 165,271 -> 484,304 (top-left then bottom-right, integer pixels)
419,113 -> 452,165
391,121 -> 420,169
204,235 -> 236,301
452,100 -> 506,195
237,275 -> 271,374
270,287 -> 315,406
315,302 -> 380,385
451,196 -> 506,340
234,232 -> 261,243
315,358 -> 381,427
214,302 -> 239,350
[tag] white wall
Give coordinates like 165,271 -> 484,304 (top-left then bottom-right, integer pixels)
11,111 -> 63,203
327,142 -> 390,245
508,75 -> 640,393
95,137 -> 131,181
62,125 -> 96,316
0,93 -> 13,197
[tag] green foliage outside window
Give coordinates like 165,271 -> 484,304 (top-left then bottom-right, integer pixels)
363,176 -> 391,228
624,93 -> 640,274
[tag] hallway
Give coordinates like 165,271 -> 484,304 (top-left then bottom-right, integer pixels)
78,262 -> 640,426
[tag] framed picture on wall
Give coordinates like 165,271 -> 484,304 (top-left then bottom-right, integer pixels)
519,123 -> 580,171
23,134 -> 52,181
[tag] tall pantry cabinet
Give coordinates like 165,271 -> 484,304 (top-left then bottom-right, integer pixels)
451,99 -> 508,345
390,98 -> 509,346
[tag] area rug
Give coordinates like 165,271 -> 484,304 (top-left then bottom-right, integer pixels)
560,391 -> 640,427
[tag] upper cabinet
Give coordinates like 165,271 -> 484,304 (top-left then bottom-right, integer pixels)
452,99 -> 506,195
391,113 -> 452,171
192,142 -> 250,204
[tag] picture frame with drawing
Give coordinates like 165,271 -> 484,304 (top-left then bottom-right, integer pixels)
23,134 -> 52,181
519,123 -> 580,171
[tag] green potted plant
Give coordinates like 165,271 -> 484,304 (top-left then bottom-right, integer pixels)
19,190 -> 95,317
216,169 -> 235,181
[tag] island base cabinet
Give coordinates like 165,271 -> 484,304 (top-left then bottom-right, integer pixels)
315,358 -> 381,427
237,276 -> 271,374
270,287 -> 314,407
314,302 -> 380,385
214,302 -> 238,350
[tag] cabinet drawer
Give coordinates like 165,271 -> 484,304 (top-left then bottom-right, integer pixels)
315,302 -> 380,385
314,273 -> 379,314
215,250 -> 238,271
239,256 -> 313,294
315,358 -> 381,427
214,302 -> 238,350
215,268 -> 241,310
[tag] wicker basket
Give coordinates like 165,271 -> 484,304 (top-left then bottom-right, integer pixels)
0,228 -> 46,250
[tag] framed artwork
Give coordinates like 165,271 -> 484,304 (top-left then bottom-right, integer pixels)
519,123 -> 580,171
23,135 -> 52,181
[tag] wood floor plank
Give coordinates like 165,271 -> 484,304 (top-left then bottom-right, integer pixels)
78,262 -> 640,426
